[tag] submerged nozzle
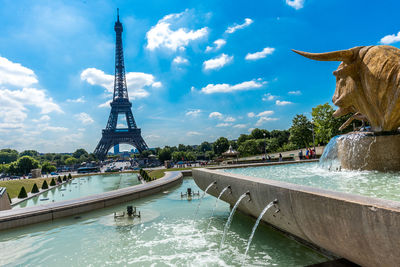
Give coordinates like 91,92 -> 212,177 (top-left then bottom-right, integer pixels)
273,199 -> 278,205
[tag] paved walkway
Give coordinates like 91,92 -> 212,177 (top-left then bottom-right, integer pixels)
239,146 -> 325,161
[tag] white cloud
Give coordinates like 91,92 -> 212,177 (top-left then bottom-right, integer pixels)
146,134 -> 161,140
0,56 -> 38,87
67,96 -> 86,103
41,125 -> 68,132
380,31 -> 400,44
233,124 -> 247,129
262,93 -> 276,101
256,116 -> 278,126
248,128 -> 255,133
245,47 -> 275,61
203,54 -> 233,71
209,112 -> 223,119
288,90 -> 301,95
173,56 -> 189,65
276,100 -> 293,106
32,115 -> 50,123
247,112 -> 255,118
216,123 -> 232,127
75,112 -> 94,124
286,0 -> 305,10
205,39 -> 226,52
98,100 -> 111,108
146,10 -> 208,51
187,131 -> 201,136
81,68 -> 161,101
185,109 -> 201,117
225,18 -> 253,34
117,124 -> 127,128
201,79 -> 265,94
224,116 -> 236,122
256,110 -> 274,117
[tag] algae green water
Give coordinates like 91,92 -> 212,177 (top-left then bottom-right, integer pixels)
15,173 -> 140,209
224,162 -> 400,201
0,177 -> 327,266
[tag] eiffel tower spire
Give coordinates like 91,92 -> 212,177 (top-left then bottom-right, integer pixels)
94,10 -> 148,160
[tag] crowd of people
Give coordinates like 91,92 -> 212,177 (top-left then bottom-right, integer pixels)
298,148 -> 316,160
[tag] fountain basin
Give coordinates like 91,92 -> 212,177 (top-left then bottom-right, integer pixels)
193,167 -> 400,267
337,132 -> 400,171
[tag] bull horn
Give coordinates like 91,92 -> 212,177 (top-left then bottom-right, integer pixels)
292,49 -> 354,62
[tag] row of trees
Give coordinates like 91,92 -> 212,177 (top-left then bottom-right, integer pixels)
0,148 -> 97,176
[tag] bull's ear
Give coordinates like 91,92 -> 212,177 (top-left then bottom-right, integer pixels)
292,48 -> 358,62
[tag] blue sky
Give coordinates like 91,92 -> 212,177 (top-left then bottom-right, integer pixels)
0,0 -> 399,153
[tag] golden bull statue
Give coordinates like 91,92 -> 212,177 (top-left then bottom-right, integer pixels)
293,45 -> 400,132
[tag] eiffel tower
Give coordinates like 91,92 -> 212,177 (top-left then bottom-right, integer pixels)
94,9 -> 148,160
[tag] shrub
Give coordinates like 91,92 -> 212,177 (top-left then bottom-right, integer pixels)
57,176 -> 62,183
42,180 -> 49,189
18,186 -> 28,198
31,183 -> 39,193
68,173 -> 72,180
50,178 -> 56,186
63,175 -> 67,181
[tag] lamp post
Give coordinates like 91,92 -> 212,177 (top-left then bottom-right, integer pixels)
312,122 -> 316,157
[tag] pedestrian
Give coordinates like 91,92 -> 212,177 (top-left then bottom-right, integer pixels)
298,150 -> 303,160
305,148 -> 310,159
279,153 -> 283,162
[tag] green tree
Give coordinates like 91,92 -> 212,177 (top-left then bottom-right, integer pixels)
0,164 -> 9,174
185,152 -> 196,161
177,144 -> 186,152
289,114 -> 313,148
199,142 -> 212,152
20,150 -> 39,158
158,147 -> 172,163
0,149 -> 18,164
65,157 -> 77,166
213,137 -> 230,155
41,161 -> 56,173
312,103 -> 354,145
72,148 -> 89,159
270,130 -> 290,147
238,139 -> 259,156
237,134 -> 250,146
205,150 -> 215,160
171,151 -> 186,161
139,150 -> 152,158
16,156 -> 39,175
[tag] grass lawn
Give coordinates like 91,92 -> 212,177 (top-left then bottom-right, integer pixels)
0,177 -> 54,199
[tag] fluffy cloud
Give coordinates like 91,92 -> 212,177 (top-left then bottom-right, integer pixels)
233,124 -> 247,129
203,54 -> 233,70
173,56 -> 189,64
67,96 -> 86,103
201,79 -> 265,94
256,110 -> 274,117
224,116 -> 236,122
81,68 -> 161,101
276,100 -> 293,106
98,100 -> 111,108
209,112 -> 223,119
247,112 -> 255,118
75,112 -> 94,124
216,123 -> 231,127
225,18 -> 253,34
245,47 -> 275,61
0,56 -> 38,87
286,0 -> 305,10
187,131 -> 201,136
380,31 -> 400,44
256,116 -> 278,126
146,10 -> 208,51
205,39 -> 226,52
262,93 -> 276,101
185,109 -> 201,117
288,90 -> 301,95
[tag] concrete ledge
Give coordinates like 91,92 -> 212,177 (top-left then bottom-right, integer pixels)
0,171 -> 183,231
193,167 -> 400,267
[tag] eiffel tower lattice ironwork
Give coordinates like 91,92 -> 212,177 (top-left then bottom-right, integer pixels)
94,9 -> 148,159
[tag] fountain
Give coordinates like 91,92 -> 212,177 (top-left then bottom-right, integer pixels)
207,185 -> 231,231
243,199 -> 278,264
193,181 -> 216,222
220,191 -> 250,251
293,45 -> 400,172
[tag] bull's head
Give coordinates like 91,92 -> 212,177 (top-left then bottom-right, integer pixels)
293,45 -> 400,132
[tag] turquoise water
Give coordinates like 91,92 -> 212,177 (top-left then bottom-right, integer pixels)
0,178 -> 327,266
224,162 -> 400,201
15,173 -> 140,209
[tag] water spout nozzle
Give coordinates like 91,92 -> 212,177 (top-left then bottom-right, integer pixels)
246,191 -> 252,202
272,199 -> 278,205
228,185 -> 232,194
